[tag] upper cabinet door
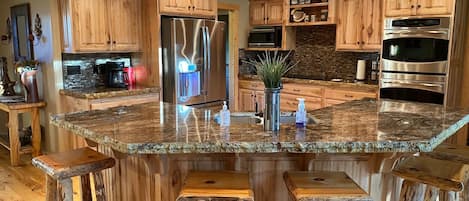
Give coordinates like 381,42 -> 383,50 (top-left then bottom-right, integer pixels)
336,0 -> 362,50
250,1 -> 266,25
417,0 -> 453,15
159,0 -> 192,15
361,0 -> 382,50
71,0 -> 110,51
266,1 -> 283,25
384,0 -> 416,17
109,0 -> 141,51
192,0 -> 217,17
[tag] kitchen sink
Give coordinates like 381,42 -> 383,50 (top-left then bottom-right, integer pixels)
213,112 -> 316,125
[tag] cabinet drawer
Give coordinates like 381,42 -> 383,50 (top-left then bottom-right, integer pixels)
90,93 -> 159,110
282,83 -> 323,97
281,93 -> 322,112
324,89 -> 376,101
239,80 -> 264,91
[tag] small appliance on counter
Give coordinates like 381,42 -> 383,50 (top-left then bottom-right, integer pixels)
104,61 -> 128,88
355,60 -> 366,83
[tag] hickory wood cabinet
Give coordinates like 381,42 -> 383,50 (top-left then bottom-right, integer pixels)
336,0 -> 383,51
249,0 -> 284,25
159,0 -> 217,18
60,0 -> 141,52
384,0 -> 454,17
238,80 -> 378,112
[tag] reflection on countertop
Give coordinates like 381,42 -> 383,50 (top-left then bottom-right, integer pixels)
239,75 -> 378,92
51,99 -> 469,154
59,87 -> 160,99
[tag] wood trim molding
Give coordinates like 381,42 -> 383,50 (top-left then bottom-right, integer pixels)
218,3 -> 240,111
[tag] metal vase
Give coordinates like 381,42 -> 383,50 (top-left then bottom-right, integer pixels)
264,88 -> 281,131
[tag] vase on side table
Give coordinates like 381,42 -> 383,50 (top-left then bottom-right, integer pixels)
264,88 -> 280,131
21,70 -> 39,103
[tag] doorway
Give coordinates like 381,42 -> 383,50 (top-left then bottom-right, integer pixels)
218,3 -> 240,111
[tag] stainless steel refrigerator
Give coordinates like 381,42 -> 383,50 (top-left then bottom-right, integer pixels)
161,17 -> 226,108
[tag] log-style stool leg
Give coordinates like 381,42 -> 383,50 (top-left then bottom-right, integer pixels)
59,178 -> 73,201
81,174 -> 92,201
424,186 -> 438,201
399,180 -> 425,201
45,175 -> 58,201
93,171 -> 107,201
439,191 -> 458,201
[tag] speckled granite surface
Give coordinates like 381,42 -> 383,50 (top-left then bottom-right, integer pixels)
51,99 -> 469,154
59,87 -> 160,99
239,75 -> 378,93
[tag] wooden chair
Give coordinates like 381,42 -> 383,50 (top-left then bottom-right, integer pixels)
176,171 -> 254,201
283,171 -> 372,201
32,147 -> 115,201
392,156 -> 469,201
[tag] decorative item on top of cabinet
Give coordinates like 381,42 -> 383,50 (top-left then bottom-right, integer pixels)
249,0 -> 283,25
384,0 -> 454,17
159,0 -> 217,18
60,0 -> 141,53
286,0 -> 337,26
336,0 -> 382,51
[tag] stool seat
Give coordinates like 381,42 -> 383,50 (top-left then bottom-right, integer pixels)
392,156 -> 469,192
284,171 -> 372,201
177,171 -> 254,201
423,143 -> 469,164
32,147 -> 115,180
32,147 -> 115,201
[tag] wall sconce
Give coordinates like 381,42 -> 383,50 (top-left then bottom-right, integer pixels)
1,18 -> 11,43
33,13 -> 42,41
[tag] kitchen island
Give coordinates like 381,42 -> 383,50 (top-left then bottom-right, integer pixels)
51,99 -> 469,201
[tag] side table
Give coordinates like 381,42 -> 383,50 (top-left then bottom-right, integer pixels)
0,101 -> 46,166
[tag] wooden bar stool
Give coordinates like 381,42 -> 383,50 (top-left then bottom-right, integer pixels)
392,156 -> 469,201
283,171 -> 372,201
176,171 -> 254,201
32,147 -> 115,201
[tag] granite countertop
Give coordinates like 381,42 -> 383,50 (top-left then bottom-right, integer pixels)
59,87 -> 160,99
51,99 -> 469,154
239,75 -> 379,92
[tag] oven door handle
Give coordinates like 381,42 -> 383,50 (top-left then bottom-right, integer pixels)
381,81 -> 444,93
382,81 -> 442,87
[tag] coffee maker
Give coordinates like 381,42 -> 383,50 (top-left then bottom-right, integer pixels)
104,62 -> 127,88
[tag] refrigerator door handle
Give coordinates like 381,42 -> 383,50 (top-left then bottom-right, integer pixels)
201,26 -> 207,96
202,26 -> 210,96
205,26 -> 211,78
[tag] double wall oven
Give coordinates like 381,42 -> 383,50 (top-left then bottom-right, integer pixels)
380,17 -> 450,104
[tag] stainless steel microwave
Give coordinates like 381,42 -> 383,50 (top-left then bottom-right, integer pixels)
248,26 -> 282,48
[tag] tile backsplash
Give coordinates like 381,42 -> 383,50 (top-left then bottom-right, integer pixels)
239,25 -> 379,81
62,53 -> 131,89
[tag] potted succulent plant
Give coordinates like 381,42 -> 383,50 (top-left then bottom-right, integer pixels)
245,51 -> 297,131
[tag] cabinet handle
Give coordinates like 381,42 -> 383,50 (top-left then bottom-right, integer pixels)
357,41 -> 360,45
411,5 -> 414,8
266,17 -> 269,21
188,6 -> 191,10
293,89 -> 300,92
362,41 -> 365,44
417,5 -> 421,8
113,41 -> 116,44
344,95 -> 354,98
107,41 -> 111,44
192,6 -> 195,10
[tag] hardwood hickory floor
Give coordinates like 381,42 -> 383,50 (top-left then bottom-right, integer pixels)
0,148 -> 84,201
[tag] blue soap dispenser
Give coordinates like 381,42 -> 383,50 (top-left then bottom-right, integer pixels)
295,98 -> 306,128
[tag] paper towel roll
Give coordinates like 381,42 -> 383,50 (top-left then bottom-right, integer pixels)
356,60 -> 366,80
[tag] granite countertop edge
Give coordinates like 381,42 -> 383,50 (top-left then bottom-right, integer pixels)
50,113 -> 454,154
59,87 -> 161,99
239,75 -> 379,92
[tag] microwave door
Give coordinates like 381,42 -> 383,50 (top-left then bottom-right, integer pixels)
204,20 -> 227,104
172,18 -> 207,105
